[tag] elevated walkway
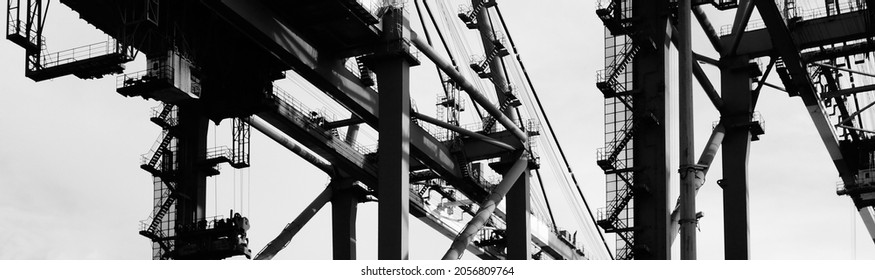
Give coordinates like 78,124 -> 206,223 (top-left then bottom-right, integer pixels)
26,39 -> 133,81
723,7 -> 873,58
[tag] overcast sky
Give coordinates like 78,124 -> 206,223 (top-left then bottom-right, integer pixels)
0,0 -> 873,260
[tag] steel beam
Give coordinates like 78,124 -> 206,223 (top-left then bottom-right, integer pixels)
174,105 -> 209,227
812,62 -> 875,78
374,7 -> 411,260
725,10 -> 872,58
692,5 -> 723,54
721,56 -> 753,260
752,57 -> 776,107
207,0 -> 489,200
802,42 -> 875,63
725,0 -> 755,57
443,152 -> 528,260
323,117 -> 365,130
859,206 -> 875,245
753,0 -> 854,185
331,179 -> 360,260
631,0 -> 673,260
756,79 -> 787,92
472,8 -> 529,255
669,123 -> 726,245
206,0 -> 585,261
410,35 -> 528,142
345,115 -> 360,145
254,186 -> 333,260
256,102 -> 376,184
678,0 -> 697,260
246,116 -> 334,175
694,52 -> 720,66
506,163 -> 531,260
671,26 -> 725,112
411,111 -> 515,151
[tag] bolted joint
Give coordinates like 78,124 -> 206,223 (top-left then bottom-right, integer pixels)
678,218 -> 698,225
678,164 -> 707,178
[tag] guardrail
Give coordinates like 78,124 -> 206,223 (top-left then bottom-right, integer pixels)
117,65 -> 175,89
35,37 -> 121,70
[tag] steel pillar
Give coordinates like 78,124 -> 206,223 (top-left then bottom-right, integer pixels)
472,0 -> 530,259
331,179 -> 360,260
373,7 -> 411,260
474,0 -> 516,124
174,105 -> 209,227
632,0 -> 672,260
720,56 -> 753,260
505,171 -> 531,259
678,0 -> 697,260
503,160 -> 531,260
670,124 -> 726,244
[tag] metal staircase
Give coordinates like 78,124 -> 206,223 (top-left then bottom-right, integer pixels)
596,0 -> 632,36
596,38 -> 639,108
596,5 -> 638,257
143,190 -> 177,236
457,0 -> 497,29
137,102 -> 180,259
598,173 -> 634,229
356,56 -> 375,86
141,131 -> 173,174
481,95 -> 518,133
597,119 -> 635,171
469,37 -> 510,78
149,103 -> 177,128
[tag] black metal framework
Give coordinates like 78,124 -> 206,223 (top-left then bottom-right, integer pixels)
232,117 -> 251,168
137,103 -> 179,260
596,0 -> 637,260
6,0 -> 42,53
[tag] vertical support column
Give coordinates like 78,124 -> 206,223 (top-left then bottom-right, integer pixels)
678,0 -> 697,260
471,0 -> 532,260
505,166 -> 531,259
331,179 -> 360,260
174,105 -> 209,227
474,0 -> 530,259
721,56 -> 753,260
632,0 -> 672,260
373,7 -> 412,260
474,0 -> 516,122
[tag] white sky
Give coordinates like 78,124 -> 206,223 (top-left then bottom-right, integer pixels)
0,0 -> 873,260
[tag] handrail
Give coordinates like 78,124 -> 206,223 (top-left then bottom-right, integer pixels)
718,1 -> 868,36
35,38 -> 121,70
117,65 -> 176,89
206,146 -> 233,160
